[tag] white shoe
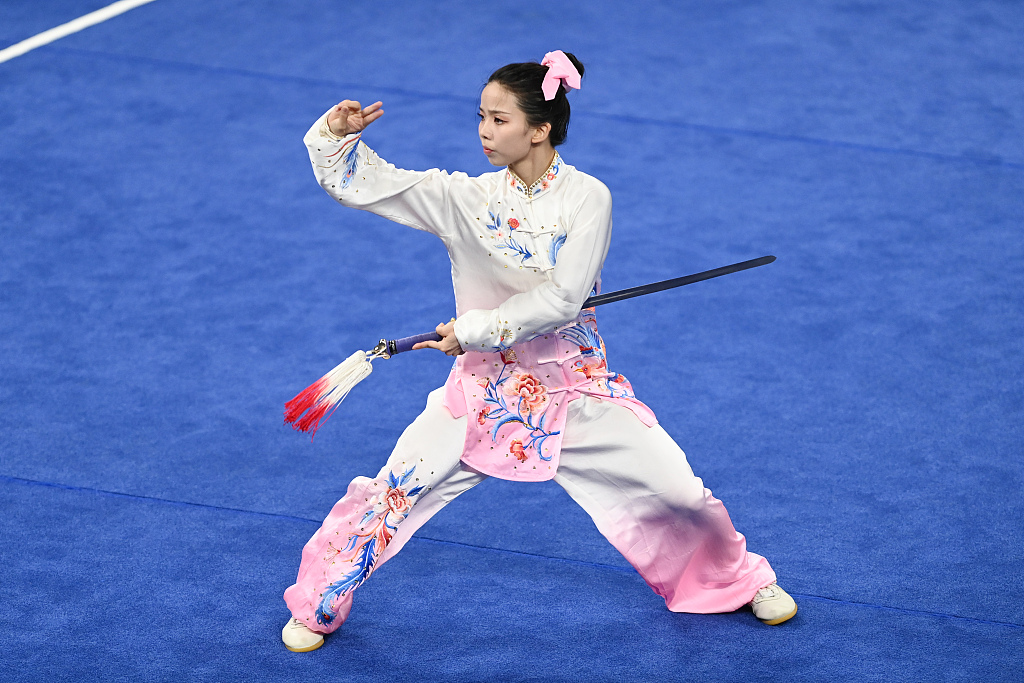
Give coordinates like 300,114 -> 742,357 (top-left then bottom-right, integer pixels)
282,617 -> 325,652
749,582 -> 797,625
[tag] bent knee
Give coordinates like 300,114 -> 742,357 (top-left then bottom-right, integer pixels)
658,479 -> 711,515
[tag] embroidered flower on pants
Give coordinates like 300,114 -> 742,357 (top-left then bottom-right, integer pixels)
505,372 -> 548,413
385,487 -> 411,515
314,467 -> 424,627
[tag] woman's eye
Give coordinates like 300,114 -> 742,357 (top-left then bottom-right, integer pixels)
494,118 -> 505,124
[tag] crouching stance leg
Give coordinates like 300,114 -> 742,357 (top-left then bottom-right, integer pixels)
282,388 -> 485,650
554,396 -> 789,619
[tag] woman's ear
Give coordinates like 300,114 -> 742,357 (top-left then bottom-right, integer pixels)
531,122 -> 552,144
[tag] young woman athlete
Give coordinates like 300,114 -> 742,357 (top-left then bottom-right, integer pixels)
282,51 -> 796,652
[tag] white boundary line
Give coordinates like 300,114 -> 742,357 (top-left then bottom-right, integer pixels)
0,0 -> 158,64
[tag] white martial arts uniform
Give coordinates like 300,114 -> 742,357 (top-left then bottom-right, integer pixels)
283,111 -> 776,632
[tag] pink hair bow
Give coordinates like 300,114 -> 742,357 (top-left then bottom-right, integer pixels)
541,50 -> 581,101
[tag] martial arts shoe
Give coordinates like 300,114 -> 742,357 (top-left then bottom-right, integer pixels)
749,582 -> 798,625
282,617 -> 324,652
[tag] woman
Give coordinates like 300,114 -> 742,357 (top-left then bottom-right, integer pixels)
282,51 -> 796,653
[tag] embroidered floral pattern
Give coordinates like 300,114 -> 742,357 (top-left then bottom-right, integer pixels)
559,310 -> 637,400
509,439 -> 527,462
506,152 -> 562,199
548,232 -> 567,266
485,211 -> 533,263
384,487 -> 411,515
504,372 -> 548,414
317,135 -> 362,190
478,363 -> 560,460
494,325 -> 515,351
315,466 -> 424,626
604,373 -> 637,400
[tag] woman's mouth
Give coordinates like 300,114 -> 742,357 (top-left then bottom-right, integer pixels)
483,146 -> 493,155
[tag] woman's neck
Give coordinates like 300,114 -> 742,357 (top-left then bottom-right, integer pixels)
508,145 -> 556,187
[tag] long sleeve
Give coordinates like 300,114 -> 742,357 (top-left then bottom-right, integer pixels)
303,110 -> 466,240
453,182 -> 613,351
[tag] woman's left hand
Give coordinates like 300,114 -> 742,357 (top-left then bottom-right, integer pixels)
412,320 -> 464,356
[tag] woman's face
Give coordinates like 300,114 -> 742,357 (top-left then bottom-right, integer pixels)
478,82 -> 541,167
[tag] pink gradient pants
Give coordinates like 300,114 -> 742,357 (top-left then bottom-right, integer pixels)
284,388 -> 776,633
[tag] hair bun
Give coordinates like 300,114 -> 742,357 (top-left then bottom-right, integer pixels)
561,52 -> 585,80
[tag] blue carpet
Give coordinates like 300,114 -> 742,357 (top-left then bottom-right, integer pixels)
0,0 -> 113,47
2,477 -> 1020,682
1,1 -> 1022,680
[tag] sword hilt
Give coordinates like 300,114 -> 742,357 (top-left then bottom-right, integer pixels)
372,332 -> 444,359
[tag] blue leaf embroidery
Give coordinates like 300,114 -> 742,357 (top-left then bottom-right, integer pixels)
549,232 -> 566,265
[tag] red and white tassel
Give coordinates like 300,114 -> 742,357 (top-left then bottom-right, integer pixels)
284,350 -> 374,437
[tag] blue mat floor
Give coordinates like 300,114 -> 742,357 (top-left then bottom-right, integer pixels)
3,477 -> 1021,682
1,1 -> 1022,680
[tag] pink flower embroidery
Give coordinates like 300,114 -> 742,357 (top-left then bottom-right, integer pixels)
499,348 -> 517,365
477,407 -> 490,425
508,218 -> 520,230
476,377 -> 490,388
509,438 -> 528,462
504,372 -> 548,413
385,487 -> 411,514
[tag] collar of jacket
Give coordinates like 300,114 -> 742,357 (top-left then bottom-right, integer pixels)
506,152 -> 564,200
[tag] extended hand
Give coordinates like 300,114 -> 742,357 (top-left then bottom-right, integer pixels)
326,100 -> 384,137
412,320 -> 464,357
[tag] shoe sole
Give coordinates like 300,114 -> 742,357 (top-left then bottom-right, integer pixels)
761,604 -> 798,626
285,638 -> 324,653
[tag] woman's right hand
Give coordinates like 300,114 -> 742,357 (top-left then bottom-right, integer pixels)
326,100 -> 384,137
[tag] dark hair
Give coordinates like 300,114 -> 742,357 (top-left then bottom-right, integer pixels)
487,53 -> 585,147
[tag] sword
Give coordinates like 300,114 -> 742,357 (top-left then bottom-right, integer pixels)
285,255 -> 775,436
